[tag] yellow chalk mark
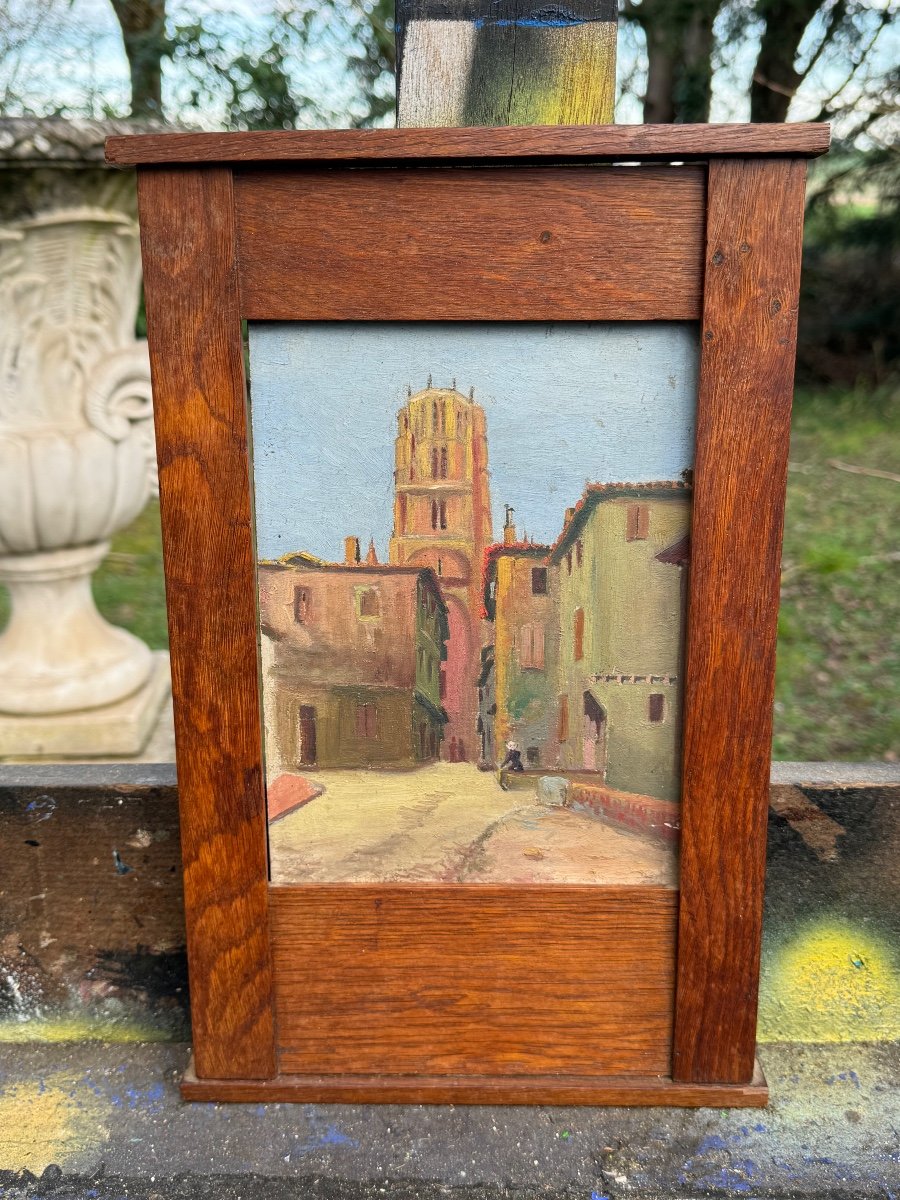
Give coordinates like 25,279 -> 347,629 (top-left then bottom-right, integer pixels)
0,1075 -> 105,1172
0,1018 -> 171,1044
759,919 -> 900,1042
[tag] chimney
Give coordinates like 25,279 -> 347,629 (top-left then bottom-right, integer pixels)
365,538 -> 378,566
565,507 -> 575,525
344,536 -> 360,565
503,503 -> 516,546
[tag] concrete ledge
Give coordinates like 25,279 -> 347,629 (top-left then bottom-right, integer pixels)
2,759 -> 895,790
1,1041 -> 898,1197
771,760 -> 900,787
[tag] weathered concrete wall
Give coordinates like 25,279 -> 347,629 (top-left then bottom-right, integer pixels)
0,764 -> 187,1043
1,762 -> 898,1046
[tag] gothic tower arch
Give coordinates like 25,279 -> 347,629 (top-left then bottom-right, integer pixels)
389,383 -> 493,757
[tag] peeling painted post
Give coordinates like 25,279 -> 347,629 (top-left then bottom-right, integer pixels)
395,1 -> 617,128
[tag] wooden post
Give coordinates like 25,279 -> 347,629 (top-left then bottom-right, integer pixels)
395,1 -> 617,128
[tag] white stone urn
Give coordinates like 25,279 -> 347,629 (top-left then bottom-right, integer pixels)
0,119 -> 166,748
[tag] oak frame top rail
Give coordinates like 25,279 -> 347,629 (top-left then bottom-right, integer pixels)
106,123 -> 830,168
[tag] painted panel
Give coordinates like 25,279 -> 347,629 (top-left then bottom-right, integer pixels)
249,323 -> 696,885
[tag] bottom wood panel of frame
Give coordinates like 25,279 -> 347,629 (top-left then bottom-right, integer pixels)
270,885 -> 677,1078
181,1058 -> 768,1107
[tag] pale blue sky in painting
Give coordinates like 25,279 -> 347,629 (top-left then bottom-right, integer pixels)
249,323 -> 698,562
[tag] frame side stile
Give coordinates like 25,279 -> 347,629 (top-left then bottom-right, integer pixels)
673,156 -> 808,1084
137,165 -> 277,1080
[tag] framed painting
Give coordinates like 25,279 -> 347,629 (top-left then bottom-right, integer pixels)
107,123 -> 829,1105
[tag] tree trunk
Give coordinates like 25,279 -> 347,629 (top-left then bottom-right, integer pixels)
110,0 -> 167,121
643,17 -> 676,124
632,0 -> 719,124
750,0 -> 827,123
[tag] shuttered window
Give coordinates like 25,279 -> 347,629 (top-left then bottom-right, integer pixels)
573,608 -> 585,661
557,695 -> 569,742
626,504 -> 650,541
519,623 -> 545,670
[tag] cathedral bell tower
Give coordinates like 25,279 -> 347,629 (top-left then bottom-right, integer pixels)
389,381 -> 493,760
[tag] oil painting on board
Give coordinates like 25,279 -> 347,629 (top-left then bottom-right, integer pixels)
249,323 -> 697,886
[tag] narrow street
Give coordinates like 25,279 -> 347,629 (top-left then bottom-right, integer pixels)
267,762 -> 677,886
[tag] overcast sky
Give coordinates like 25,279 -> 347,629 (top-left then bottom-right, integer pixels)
249,322 -> 698,562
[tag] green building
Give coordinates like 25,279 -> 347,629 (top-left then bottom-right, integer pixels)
548,482 -> 691,801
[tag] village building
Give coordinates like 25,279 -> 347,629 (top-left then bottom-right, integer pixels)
258,542 -> 448,770
548,481 -> 691,801
388,381 -> 493,760
481,508 -> 559,769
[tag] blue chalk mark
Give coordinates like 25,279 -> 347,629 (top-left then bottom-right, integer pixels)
289,1123 -> 359,1157
590,1191 -> 610,1200
693,1169 -> 754,1193
473,15 -> 589,28
112,849 -> 133,875
110,1082 -> 166,1114
696,1134 -> 729,1153
25,796 -> 56,822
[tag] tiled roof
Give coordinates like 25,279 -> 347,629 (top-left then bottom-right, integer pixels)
549,479 -> 691,562
258,553 -> 447,602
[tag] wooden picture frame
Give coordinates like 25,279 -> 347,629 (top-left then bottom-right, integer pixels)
106,123 -> 829,1106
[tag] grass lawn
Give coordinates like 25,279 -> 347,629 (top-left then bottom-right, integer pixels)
775,390 -> 899,761
1,390 -> 897,761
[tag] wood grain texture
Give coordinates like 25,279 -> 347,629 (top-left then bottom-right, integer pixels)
106,123 -> 830,167
673,157 -> 808,1085
137,166 -> 276,1080
270,886 -> 677,1078
182,1056 -> 768,1107
235,166 -> 705,321
396,1 -> 616,127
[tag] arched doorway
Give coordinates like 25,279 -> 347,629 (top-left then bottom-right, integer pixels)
582,691 -> 607,775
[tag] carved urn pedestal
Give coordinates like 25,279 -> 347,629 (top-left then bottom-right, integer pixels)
0,119 -> 170,757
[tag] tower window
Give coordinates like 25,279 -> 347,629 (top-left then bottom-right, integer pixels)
437,557 -> 443,577
649,693 -> 666,722
439,500 -> 447,529
531,567 -> 548,595
431,500 -> 439,530
576,539 -> 583,568
566,551 -> 572,575
432,400 -> 439,430
431,447 -> 438,478
626,504 -> 650,541
440,446 -> 448,478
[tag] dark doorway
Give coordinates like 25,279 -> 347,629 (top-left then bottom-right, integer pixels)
582,691 -> 607,775
298,705 -> 317,766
